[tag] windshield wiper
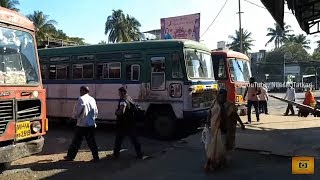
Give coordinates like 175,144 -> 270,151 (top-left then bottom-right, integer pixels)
199,60 -> 205,75
235,60 -> 243,74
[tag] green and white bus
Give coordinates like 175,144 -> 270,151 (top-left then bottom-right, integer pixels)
38,40 -> 218,139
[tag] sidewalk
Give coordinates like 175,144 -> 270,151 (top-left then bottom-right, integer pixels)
238,114 -> 320,158
106,114 -> 320,180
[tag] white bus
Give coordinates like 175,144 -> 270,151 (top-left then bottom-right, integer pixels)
38,40 -> 218,139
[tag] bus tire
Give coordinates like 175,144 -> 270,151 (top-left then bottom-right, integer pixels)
151,107 -> 177,140
0,162 -> 11,174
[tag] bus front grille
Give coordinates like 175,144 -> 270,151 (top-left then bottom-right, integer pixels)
192,91 -> 216,108
17,100 -> 41,120
0,100 -> 14,135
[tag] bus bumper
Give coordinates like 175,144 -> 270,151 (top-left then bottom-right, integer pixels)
0,137 -> 44,163
183,109 -> 209,122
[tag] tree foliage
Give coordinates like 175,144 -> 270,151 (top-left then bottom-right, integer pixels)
285,34 -> 311,50
98,40 -> 107,44
227,29 -> 254,54
265,23 -> 292,49
105,9 -> 143,43
263,43 -> 310,64
0,0 -> 19,11
27,11 -> 57,43
27,11 -> 85,45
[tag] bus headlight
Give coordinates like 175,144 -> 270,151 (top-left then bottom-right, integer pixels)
32,91 -> 39,98
31,121 -> 41,133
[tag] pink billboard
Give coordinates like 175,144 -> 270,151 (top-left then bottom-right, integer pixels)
161,13 -> 200,41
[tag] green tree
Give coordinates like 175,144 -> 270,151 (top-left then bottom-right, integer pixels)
227,29 -> 254,54
0,0 -> 19,11
263,43 -> 310,64
105,9 -> 143,43
265,23 -> 292,49
27,11 -> 57,43
67,37 -> 85,45
312,50 -> 320,61
285,34 -> 311,50
98,40 -> 107,44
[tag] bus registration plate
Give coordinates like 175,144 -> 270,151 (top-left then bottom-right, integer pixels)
16,121 -> 31,140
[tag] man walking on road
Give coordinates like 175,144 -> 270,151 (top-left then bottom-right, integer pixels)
113,87 -> 143,159
243,77 -> 261,124
284,85 -> 296,116
259,82 -> 269,114
64,86 -> 99,162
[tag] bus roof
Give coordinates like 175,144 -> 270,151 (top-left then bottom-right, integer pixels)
38,39 -> 211,56
0,7 -> 35,31
211,50 -> 249,60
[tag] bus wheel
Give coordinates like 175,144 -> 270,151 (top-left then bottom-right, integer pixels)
0,162 -> 11,173
152,110 -> 176,140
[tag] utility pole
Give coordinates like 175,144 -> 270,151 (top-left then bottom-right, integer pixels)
238,0 -> 243,53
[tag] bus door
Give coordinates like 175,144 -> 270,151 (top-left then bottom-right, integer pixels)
124,61 -> 142,101
146,54 -> 169,100
212,54 -> 228,89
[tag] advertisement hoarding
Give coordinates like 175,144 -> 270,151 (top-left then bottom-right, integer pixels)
160,13 -> 200,41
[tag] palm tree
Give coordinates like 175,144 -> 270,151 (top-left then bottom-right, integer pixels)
105,9 -> 143,43
285,34 -> 311,49
265,23 -> 292,49
27,11 -> 57,43
227,29 -> 254,54
0,0 -> 19,11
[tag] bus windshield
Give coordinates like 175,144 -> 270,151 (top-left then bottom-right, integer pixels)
228,58 -> 251,82
0,26 -> 39,85
185,50 -> 214,79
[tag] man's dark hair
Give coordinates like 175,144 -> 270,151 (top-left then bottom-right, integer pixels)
249,77 -> 255,83
80,86 -> 89,93
219,88 -> 227,95
118,87 -> 127,94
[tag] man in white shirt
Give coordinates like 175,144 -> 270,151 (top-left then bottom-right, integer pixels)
258,82 -> 269,114
284,85 -> 296,116
243,77 -> 261,124
64,86 -> 99,162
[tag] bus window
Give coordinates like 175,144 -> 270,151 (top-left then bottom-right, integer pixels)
172,52 -> 183,78
108,62 -> 121,79
218,57 -> 227,79
96,64 -> 103,79
56,65 -> 68,80
228,58 -> 251,82
151,57 -> 165,90
126,64 -> 140,81
83,64 -> 94,79
72,64 -> 82,79
72,64 -> 93,79
49,65 -> 56,79
186,50 -> 213,79
41,65 -> 47,80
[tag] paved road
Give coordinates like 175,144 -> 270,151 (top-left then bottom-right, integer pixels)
108,134 -> 319,180
1,91 -> 320,179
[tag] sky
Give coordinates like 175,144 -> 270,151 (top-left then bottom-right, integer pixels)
19,0 -> 319,53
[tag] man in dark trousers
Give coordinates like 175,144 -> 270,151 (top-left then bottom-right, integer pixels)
113,87 -> 143,159
284,85 -> 296,116
243,77 -> 261,124
64,86 -> 99,162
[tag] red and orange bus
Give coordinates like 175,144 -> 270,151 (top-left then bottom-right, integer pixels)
211,50 -> 251,110
0,7 -> 48,170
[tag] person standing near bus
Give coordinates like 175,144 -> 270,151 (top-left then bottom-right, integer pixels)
113,87 -> 143,159
64,86 -> 99,162
243,77 -> 261,124
259,82 -> 269,114
283,85 -> 296,116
